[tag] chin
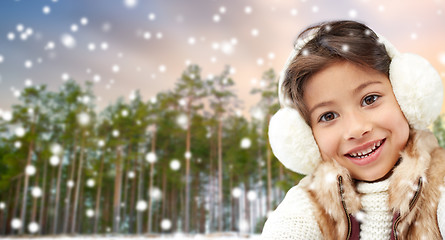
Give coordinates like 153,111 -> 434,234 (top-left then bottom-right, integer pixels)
354,170 -> 392,182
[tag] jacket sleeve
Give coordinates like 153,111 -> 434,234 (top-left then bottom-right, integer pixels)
438,189 -> 445,237
261,185 -> 322,240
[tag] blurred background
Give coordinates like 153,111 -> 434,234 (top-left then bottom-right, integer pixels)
0,0 -> 444,238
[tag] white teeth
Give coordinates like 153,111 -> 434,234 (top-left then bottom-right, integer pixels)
349,140 -> 382,158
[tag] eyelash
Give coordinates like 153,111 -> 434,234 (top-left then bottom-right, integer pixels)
317,94 -> 380,123
362,94 -> 380,106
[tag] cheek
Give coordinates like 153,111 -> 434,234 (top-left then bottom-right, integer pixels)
375,102 -> 410,147
313,128 -> 339,160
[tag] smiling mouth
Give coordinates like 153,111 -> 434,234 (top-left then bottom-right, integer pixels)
346,139 -> 385,159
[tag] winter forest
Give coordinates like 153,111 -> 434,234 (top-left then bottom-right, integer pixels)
1,0 -> 445,239
0,63 -> 303,238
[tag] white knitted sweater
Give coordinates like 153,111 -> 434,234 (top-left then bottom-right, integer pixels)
261,181 -> 445,239
356,179 -> 392,239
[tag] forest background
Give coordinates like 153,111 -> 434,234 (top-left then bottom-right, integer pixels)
0,0 -> 445,237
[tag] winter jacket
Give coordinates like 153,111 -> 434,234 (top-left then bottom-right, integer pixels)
262,129 -> 445,239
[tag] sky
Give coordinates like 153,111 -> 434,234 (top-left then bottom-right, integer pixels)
0,0 -> 444,117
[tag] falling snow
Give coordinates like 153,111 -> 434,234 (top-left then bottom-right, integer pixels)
0,1 -> 444,238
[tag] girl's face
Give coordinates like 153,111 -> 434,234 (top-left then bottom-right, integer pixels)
303,61 -> 410,181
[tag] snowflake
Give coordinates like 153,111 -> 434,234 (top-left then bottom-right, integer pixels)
88,43 -> 96,51
86,209 -> 95,218
124,0 -> 138,8
61,73 -> 70,81
31,187 -> 42,198
240,138 -> 252,149
25,165 -> 37,176
144,31 -> 151,39
112,64 -> 120,73
86,179 -> 95,187
312,5 -> 319,13
16,24 -> 24,32
71,24 -> 78,32
188,37 -> 196,45
349,9 -> 358,18
101,42 -> 109,50
247,190 -> 257,201
232,187 -> 242,198
50,155 -> 60,166
15,127 -> 25,137
148,13 -> 156,21
213,14 -> 221,22
150,187 -> 162,200
136,200 -> 147,211
11,219 -> 22,229
146,152 -> 157,163
80,17 -> 88,25
251,28 -> 259,37
378,5 -> 385,12
43,6 -> 51,14
61,34 -> 76,48
170,159 -> 181,171
161,219 -> 172,230
24,60 -> 33,68
7,32 -> 15,41
438,52 -> 445,65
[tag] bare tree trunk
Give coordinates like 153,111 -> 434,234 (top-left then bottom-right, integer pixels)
1,184 -> 14,234
230,174 -> 235,231
128,152 -> 137,233
266,115 -> 273,213
12,175 -> 23,235
71,131 -> 86,233
19,117 -> 37,234
136,143 -> 145,234
102,186 -> 111,231
38,153 -> 48,235
244,183 -> 250,233
257,149 -> 264,219
30,172 -> 39,227
217,120 -> 223,231
53,141 -> 68,234
77,178 -> 85,233
147,128 -> 156,233
63,134 -> 78,233
122,145 -> 130,233
279,164 -> 284,200
113,145 -> 123,233
207,129 -> 217,232
93,152 -> 105,233
147,162 -> 154,232
171,181 -> 178,232
185,105 -> 191,233
161,168 -> 167,219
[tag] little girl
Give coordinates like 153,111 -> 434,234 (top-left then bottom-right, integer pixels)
262,20 -> 445,239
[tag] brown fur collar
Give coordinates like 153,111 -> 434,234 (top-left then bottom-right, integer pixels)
299,129 -> 445,239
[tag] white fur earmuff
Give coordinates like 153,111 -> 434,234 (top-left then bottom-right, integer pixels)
269,29 -> 444,175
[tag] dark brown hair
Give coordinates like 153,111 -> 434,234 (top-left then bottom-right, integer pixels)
283,20 -> 391,124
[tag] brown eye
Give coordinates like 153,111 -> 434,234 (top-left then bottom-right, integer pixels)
362,95 -> 379,106
319,112 -> 338,122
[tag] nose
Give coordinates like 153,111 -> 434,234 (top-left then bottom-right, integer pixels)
343,111 -> 372,140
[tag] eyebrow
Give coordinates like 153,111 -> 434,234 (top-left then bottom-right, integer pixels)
308,80 -> 383,116
353,81 -> 382,95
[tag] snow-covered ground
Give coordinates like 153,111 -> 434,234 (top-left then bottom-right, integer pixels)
1,233 -> 262,240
